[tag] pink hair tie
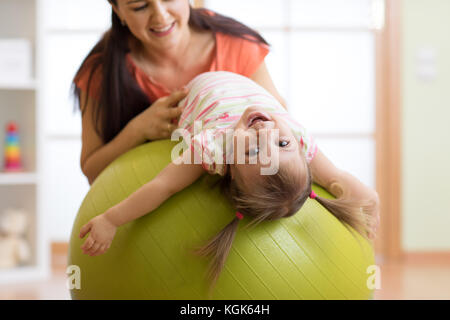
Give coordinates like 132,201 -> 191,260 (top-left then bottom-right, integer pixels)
309,190 -> 317,199
236,212 -> 244,220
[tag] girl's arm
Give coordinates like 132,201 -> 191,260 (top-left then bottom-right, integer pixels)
105,155 -> 204,227
308,149 -> 380,239
309,148 -> 380,215
79,149 -> 204,256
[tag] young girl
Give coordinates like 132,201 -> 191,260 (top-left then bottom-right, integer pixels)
79,71 -> 380,288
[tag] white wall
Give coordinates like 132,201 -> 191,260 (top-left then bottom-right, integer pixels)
205,0 -> 377,189
40,0 -> 110,241
401,0 -> 450,251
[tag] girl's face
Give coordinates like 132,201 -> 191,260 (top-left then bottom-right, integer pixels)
111,0 -> 191,50
230,106 -> 306,188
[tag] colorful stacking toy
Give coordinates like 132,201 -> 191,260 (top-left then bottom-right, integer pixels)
3,121 -> 23,172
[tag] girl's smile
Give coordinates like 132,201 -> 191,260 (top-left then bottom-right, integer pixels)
246,109 -> 272,129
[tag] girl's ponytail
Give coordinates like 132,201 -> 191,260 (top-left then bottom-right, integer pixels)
194,214 -> 242,292
311,190 -> 377,240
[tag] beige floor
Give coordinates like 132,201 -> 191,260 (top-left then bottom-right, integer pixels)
373,256 -> 450,300
1,257 -> 449,300
0,271 -> 71,300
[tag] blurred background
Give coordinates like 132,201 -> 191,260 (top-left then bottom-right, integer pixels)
0,0 -> 448,299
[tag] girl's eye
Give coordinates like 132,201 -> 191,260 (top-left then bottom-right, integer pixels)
279,140 -> 289,147
247,147 -> 259,156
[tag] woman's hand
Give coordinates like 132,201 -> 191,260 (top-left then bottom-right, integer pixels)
130,88 -> 189,142
79,212 -> 118,256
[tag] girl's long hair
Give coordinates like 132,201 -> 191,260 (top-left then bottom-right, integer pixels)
72,2 -> 269,144
195,157 -> 377,292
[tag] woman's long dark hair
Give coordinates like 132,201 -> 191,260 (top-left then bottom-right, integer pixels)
72,3 -> 269,144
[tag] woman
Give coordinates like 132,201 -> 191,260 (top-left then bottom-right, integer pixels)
73,0 -> 286,185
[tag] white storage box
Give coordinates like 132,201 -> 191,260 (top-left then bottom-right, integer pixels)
0,39 -> 32,84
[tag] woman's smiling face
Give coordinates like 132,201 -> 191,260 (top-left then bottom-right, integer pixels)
111,0 -> 191,50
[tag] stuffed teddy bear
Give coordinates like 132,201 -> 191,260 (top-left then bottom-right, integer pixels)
0,208 -> 31,269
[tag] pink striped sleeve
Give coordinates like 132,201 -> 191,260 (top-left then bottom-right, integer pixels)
191,129 -> 227,176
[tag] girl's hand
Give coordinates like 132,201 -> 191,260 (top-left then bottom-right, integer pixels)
130,88 -> 188,142
79,213 -> 117,256
366,193 -> 380,240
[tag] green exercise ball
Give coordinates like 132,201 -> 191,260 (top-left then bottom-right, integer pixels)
68,140 -> 374,300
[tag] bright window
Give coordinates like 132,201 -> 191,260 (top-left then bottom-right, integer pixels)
205,0 -> 380,188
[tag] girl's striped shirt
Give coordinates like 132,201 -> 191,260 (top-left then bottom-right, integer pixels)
176,71 -> 318,175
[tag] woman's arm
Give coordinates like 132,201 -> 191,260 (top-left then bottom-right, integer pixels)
80,91 -> 144,185
250,62 -> 287,110
80,89 -> 187,185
